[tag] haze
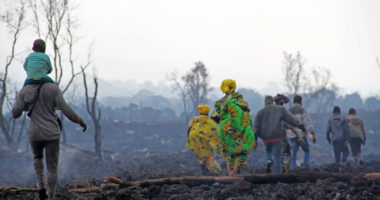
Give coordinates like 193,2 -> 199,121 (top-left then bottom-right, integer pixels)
2,0 -> 380,97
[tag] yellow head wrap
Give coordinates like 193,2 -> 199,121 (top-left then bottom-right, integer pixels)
220,79 -> 236,94
197,104 -> 210,115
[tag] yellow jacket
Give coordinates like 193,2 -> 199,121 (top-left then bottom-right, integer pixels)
187,115 -> 219,151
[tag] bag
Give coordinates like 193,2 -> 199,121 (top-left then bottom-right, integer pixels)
27,83 -> 45,118
57,115 -> 62,131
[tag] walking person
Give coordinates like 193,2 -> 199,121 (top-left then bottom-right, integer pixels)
254,95 -> 305,174
187,105 -> 222,175
273,94 -> 292,173
286,95 -> 317,170
12,82 -> 87,200
346,108 -> 366,164
326,106 -> 350,166
211,79 -> 256,176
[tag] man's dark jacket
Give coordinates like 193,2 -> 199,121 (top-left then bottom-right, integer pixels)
254,104 -> 305,142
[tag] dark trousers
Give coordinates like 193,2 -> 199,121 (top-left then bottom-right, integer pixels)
265,141 -> 284,174
332,140 -> 349,163
350,137 -> 362,157
30,139 -> 60,199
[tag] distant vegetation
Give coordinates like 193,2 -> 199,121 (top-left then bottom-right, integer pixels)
1,1 -> 379,162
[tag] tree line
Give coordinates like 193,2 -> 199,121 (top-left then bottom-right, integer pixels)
1,0 -> 379,160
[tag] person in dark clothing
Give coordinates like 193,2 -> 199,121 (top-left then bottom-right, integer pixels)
273,94 -> 292,173
254,95 -> 305,174
326,106 -> 350,165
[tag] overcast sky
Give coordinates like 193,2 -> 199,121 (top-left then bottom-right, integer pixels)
2,0 -> 380,97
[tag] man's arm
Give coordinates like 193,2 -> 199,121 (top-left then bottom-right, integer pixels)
253,112 -> 262,141
54,87 -> 86,131
361,118 -> 366,144
12,92 -> 25,119
343,119 -> 350,140
291,127 -> 305,143
284,122 -> 305,142
282,107 -> 305,131
310,130 -> 317,143
326,119 -> 331,144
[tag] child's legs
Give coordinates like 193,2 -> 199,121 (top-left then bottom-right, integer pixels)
40,76 -> 55,83
23,76 -> 55,87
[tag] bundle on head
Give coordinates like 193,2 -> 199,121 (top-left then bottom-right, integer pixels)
274,94 -> 289,105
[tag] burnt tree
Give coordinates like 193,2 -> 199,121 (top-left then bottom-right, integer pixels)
167,71 -> 190,121
283,51 -> 306,96
81,67 -> 102,160
182,61 -> 211,114
282,51 -> 337,113
303,67 -> 338,114
0,0 -> 27,151
168,61 -> 211,121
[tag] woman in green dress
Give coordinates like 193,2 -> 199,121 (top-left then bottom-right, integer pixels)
211,79 -> 256,176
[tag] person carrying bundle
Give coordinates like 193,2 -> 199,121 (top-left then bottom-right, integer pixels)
211,79 -> 256,176
187,105 -> 222,175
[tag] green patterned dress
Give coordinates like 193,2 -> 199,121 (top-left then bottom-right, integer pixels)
211,92 -> 256,170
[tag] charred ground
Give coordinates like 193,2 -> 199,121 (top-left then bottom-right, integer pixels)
0,119 -> 379,200
1,148 -> 380,200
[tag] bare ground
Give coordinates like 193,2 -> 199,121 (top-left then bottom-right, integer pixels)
1,147 -> 380,200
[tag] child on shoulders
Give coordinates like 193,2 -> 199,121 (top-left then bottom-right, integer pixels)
23,39 -> 55,86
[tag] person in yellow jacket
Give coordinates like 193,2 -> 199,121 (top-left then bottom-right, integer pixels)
187,105 -> 222,175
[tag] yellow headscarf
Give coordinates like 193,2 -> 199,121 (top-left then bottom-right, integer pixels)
197,105 -> 210,115
220,79 -> 236,94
